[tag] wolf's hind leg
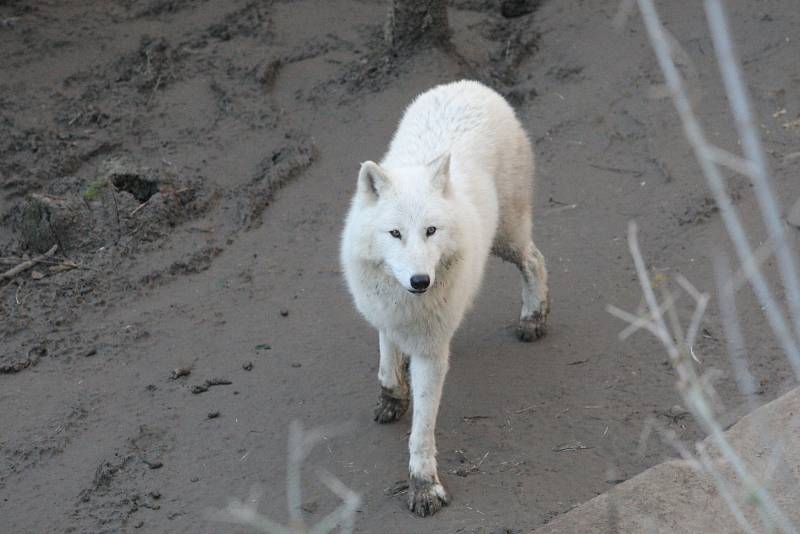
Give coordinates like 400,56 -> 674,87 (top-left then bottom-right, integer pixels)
493,238 -> 549,341
374,332 -> 410,423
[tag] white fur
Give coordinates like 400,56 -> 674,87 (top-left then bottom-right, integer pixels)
340,80 -> 549,515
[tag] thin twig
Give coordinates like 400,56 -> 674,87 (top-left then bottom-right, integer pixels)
727,237 -> 776,293
109,182 -> 122,242
0,245 -> 58,281
620,290 -> 678,340
706,145 -> 756,176
714,254 -> 758,408
675,274 -> 709,361
130,200 -> 149,216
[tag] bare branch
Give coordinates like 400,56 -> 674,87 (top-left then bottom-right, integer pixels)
696,443 -> 758,534
612,221 -> 796,532
614,1 -> 800,531
620,291 -> 678,340
210,422 -> 359,533
705,0 -> 800,343
705,145 -> 757,177
308,470 -> 362,534
714,254 -> 759,407
606,303 -> 664,340
637,0 -> 800,381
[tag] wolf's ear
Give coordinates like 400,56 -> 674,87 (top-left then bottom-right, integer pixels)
358,161 -> 390,201
430,152 -> 450,194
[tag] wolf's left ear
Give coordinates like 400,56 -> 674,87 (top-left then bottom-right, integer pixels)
431,152 -> 450,194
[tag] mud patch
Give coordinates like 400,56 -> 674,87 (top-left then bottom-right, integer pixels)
0,345 -> 45,375
12,158 -> 204,255
74,425 -> 172,531
114,37 -> 185,95
140,246 -> 223,287
309,1 -> 541,105
130,0 -> 201,19
677,196 -> 718,226
227,133 -> 315,230
0,402 -> 89,486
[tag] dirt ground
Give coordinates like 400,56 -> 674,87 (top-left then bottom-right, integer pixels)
2,0 -> 800,532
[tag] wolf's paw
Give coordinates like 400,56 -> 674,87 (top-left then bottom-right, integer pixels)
374,387 -> 409,424
408,476 -> 449,517
517,309 -> 548,342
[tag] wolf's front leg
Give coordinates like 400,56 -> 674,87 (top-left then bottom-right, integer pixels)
374,331 -> 409,423
407,351 -> 450,516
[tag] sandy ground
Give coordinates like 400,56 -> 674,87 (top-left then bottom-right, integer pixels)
2,0 -> 800,532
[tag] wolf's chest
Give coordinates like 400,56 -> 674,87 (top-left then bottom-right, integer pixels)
355,272 -> 451,329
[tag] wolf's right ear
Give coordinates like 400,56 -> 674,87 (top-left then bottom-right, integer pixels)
358,161 -> 390,200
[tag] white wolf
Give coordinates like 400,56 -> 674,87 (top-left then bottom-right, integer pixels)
340,80 -> 549,516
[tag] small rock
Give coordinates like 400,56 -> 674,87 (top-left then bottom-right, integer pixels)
258,58 -> 282,91
83,347 -> 97,357
280,308 -> 289,317
291,362 -> 302,368
242,361 -> 253,371
191,378 -> 231,393
190,476 -> 199,483
668,404 -> 689,418
207,411 -> 220,419
149,490 -> 161,499
144,459 -> 163,469
133,520 -> 144,529
171,367 -> 191,379
30,270 -> 45,280
190,384 -> 209,394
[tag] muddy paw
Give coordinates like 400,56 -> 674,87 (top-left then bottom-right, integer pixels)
517,309 -> 548,342
408,475 -> 448,517
373,387 -> 409,424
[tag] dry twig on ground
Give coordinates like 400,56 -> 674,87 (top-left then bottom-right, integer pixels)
0,245 -> 59,281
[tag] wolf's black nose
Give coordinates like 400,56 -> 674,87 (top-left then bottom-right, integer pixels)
410,274 -> 430,290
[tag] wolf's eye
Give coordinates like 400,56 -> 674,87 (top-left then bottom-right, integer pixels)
389,229 -> 402,239
426,226 -> 437,237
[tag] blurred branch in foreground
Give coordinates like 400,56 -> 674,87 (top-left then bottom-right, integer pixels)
608,0 -> 800,531
209,421 -> 360,534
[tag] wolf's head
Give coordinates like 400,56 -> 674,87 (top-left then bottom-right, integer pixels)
351,155 -> 461,295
